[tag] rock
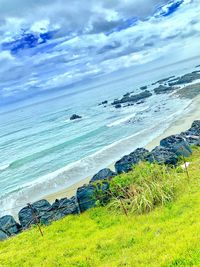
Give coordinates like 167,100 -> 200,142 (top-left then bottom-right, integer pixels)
180,121 -> 200,145
115,104 -> 122,109
169,72 -> 200,86
76,182 -> 109,212
189,120 -> 200,136
90,168 -> 116,183
146,146 -> 178,165
70,114 -> 82,120
112,91 -> 152,105
115,148 -> 149,174
140,86 -> 147,90
0,230 -> 8,241
154,85 -> 176,94
44,197 -> 79,223
18,199 -> 52,228
0,215 -> 21,237
99,100 -> 108,106
136,100 -> 144,105
160,135 -> 192,157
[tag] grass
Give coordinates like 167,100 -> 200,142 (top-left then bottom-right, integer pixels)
0,147 -> 200,266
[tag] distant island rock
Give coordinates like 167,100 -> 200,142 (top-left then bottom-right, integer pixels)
70,114 -> 82,120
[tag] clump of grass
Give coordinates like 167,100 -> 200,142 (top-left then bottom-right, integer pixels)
108,162 -> 179,214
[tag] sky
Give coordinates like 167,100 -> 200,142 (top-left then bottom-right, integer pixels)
0,0 -> 199,105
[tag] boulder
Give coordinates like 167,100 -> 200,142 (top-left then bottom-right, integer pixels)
18,199 -> 51,228
90,168 -> 116,183
76,182 -> 109,212
146,146 -> 178,165
115,148 -> 149,174
0,215 -> 21,237
189,120 -> 200,136
49,196 -> 79,221
115,104 -> 122,109
0,230 -> 8,241
70,114 -> 82,120
160,135 -> 192,157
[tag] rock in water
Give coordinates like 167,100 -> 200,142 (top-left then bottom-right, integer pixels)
90,168 -> 116,183
70,114 -> 82,120
18,199 -> 51,228
115,148 -> 149,174
160,135 -> 192,157
0,215 -> 21,237
146,146 -> 178,165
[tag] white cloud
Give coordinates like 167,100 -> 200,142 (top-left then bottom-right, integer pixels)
0,0 -> 199,104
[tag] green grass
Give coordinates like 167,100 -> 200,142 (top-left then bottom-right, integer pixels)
1,148 -> 200,267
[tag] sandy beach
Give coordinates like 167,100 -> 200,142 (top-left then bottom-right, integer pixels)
45,95 -> 200,204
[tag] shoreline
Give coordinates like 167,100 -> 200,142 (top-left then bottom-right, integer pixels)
45,95 -> 200,204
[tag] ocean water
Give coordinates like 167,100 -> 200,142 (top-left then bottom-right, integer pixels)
0,57 -> 199,217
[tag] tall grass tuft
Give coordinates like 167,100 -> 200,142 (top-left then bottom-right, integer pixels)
108,162 -> 179,215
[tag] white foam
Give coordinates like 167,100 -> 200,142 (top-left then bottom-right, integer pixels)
107,113 -> 136,127
0,163 -> 10,172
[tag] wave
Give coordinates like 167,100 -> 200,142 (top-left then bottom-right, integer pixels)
0,164 -> 10,172
0,121 -> 171,218
107,113 -> 136,127
5,126 -> 107,170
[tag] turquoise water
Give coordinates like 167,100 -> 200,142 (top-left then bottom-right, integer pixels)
0,58 -> 199,216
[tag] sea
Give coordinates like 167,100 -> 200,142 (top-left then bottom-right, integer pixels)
0,57 -> 199,217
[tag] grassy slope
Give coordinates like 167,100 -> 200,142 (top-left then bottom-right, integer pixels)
0,148 -> 200,267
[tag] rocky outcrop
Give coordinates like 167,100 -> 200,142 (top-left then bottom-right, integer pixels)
160,135 -> 192,157
90,168 -> 116,183
112,91 -> 152,106
0,215 -> 21,240
169,72 -> 200,86
180,120 -> 200,145
146,146 -> 178,165
154,85 -> 176,94
70,114 -> 82,120
115,148 -> 149,174
18,199 -> 52,228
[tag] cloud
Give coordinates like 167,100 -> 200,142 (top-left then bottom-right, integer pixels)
0,0 -> 199,104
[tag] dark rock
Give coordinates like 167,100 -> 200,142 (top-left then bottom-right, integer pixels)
154,85 -> 176,94
123,93 -> 130,97
0,230 -> 8,241
76,182 -> 109,212
18,199 -> 51,228
146,146 -> 178,165
169,72 -> 200,86
90,168 -> 116,183
160,135 -> 192,157
140,86 -> 147,90
99,100 -> 108,106
112,91 -> 152,105
180,121 -> 200,145
0,215 -> 21,237
115,104 -> 122,109
136,100 -> 144,105
43,197 -> 79,223
70,114 -> 82,120
189,120 -> 200,136
115,148 -> 149,174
